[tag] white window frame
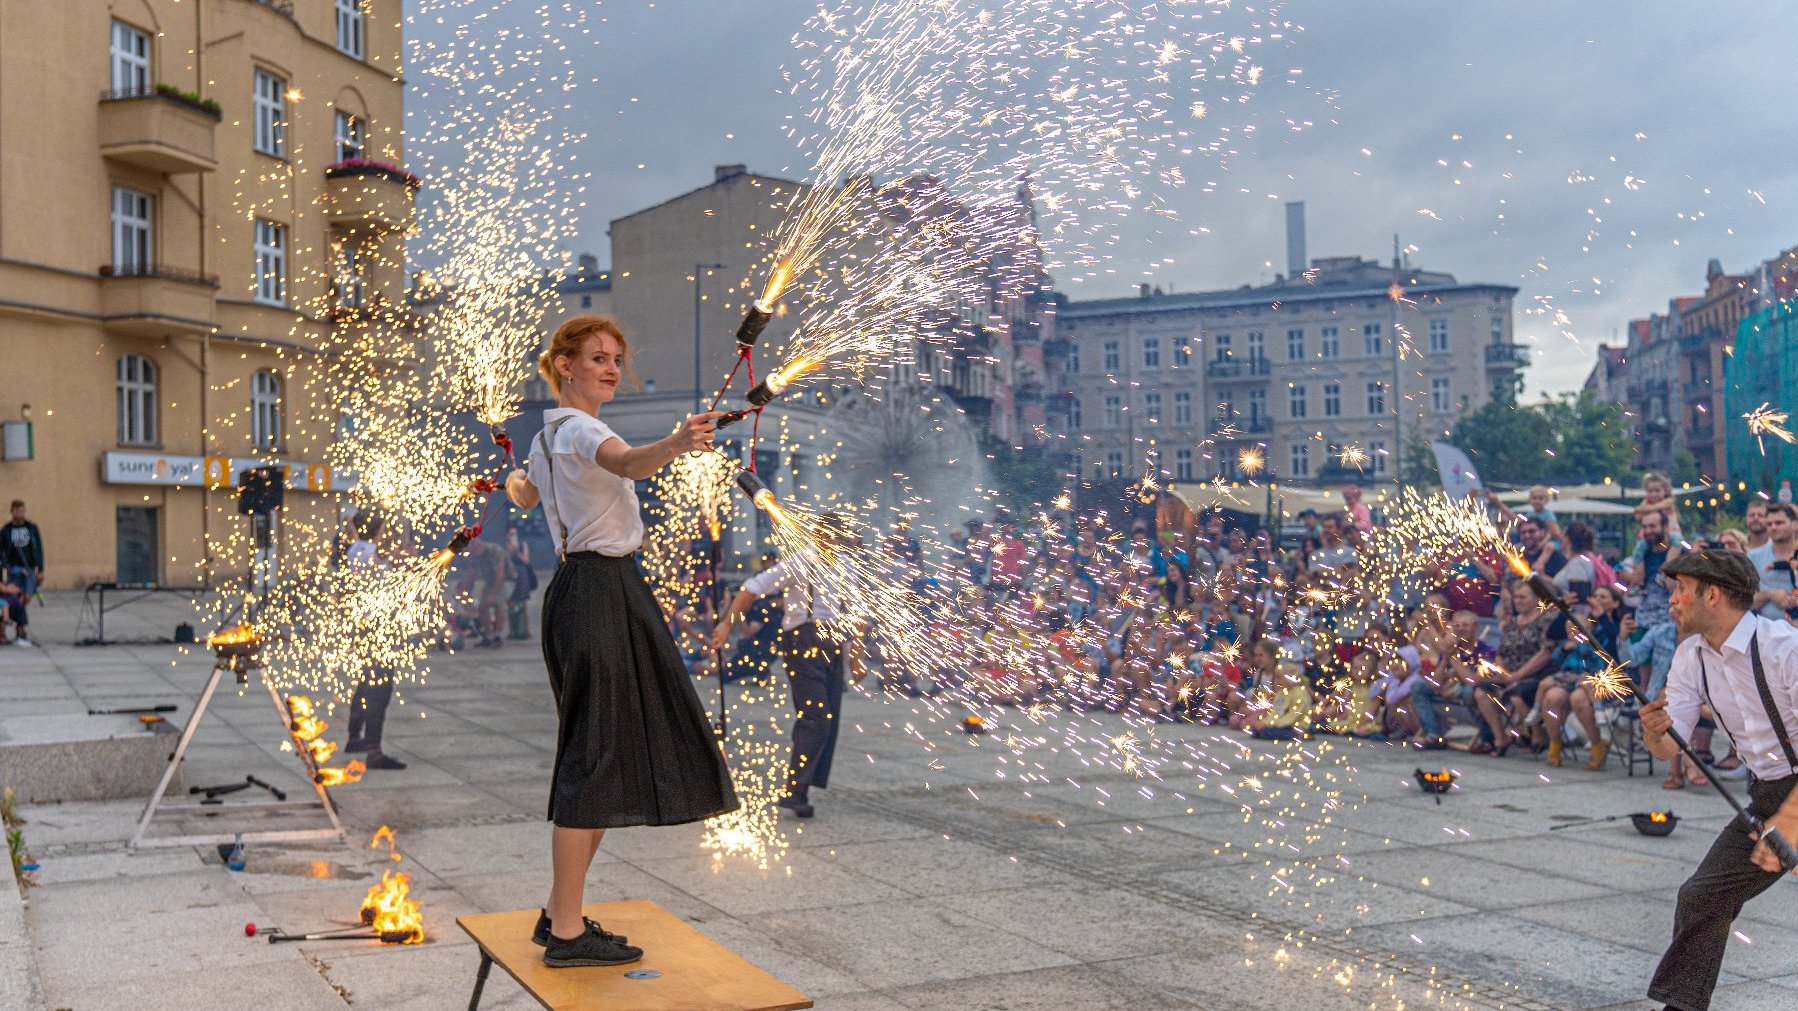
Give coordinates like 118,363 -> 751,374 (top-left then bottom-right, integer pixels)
1104,395 -> 1122,428
336,0 -> 366,60
1323,381 -> 1341,418
117,354 -> 158,447
111,186 -> 152,274
1247,330 -> 1265,363
1287,384 -> 1307,419
1173,391 -> 1191,425
1431,376 -> 1452,413
254,219 -> 287,306
254,70 -> 287,157
1247,388 -> 1267,426
1069,398 -> 1082,428
1175,448 -> 1193,481
1214,333 -> 1233,361
1102,340 -> 1120,373
1142,337 -> 1161,370
1371,440 -> 1388,477
334,109 -> 365,162
1067,341 -> 1080,373
110,21 -> 150,94
1320,326 -> 1339,359
1289,443 -> 1310,478
1105,451 -> 1124,478
1366,380 -> 1386,415
332,241 -> 365,310
1363,322 -> 1384,357
1286,328 -> 1304,360
1429,318 -> 1449,353
1173,337 -> 1192,368
251,369 -> 283,450
1491,315 -> 1506,344
1144,391 -> 1162,424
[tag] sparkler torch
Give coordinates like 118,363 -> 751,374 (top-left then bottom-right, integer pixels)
1511,553 -> 1797,870
735,300 -> 775,350
734,469 -> 776,511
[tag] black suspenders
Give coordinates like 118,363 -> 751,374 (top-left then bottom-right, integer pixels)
1698,630 -> 1798,775
534,418 -> 573,559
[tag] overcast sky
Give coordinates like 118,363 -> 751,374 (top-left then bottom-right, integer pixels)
406,0 -> 1795,396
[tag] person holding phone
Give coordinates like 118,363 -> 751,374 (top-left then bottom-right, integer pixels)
1748,502 -> 1798,623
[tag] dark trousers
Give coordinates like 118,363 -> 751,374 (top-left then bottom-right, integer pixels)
347,677 -> 394,750
781,623 -> 844,800
1648,772 -> 1797,1011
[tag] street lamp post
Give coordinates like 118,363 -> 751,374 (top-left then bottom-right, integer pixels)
693,263 -> 726,413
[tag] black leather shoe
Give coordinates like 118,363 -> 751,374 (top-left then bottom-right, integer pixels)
543,922 -> 643,967
532,909 -> 626,947
364,751 -> 407,770
777,795 -> 815,819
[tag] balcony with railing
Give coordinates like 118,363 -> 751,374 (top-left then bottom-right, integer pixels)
98,264 -> 219,337
1205,357 -> 1271,380
1483,342 -> 1530,366
323,160 -> 421,233
98,87 -> 220,174
1207,415 -> 1272,437
1682,379 -> 1713,403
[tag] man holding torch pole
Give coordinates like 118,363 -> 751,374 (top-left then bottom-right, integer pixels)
1638,549 -> 1798,1011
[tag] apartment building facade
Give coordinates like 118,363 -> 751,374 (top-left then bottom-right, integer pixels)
1055,256 -> 1522,488
0,0 -> 411,588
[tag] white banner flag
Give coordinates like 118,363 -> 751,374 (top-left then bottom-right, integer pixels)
1431,441 -> 1483,499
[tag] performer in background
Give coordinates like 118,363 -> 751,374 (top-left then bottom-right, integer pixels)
506,315 -> 738,968
711,518 -> 866,819
1640,550 -> 1798,1011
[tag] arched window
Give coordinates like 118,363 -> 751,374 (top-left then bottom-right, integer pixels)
252,369 -> 282,450
117,354 -> 158,446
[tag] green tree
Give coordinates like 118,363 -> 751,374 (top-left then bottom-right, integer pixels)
1448,391 -> 1637,486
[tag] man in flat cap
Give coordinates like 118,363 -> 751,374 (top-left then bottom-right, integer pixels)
1641,548 -> 1798,1011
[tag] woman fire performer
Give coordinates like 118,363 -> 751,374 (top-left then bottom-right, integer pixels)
505,315 -> 739,968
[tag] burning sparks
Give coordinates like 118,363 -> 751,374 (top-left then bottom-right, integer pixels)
1744,403 -> 1796,455
1238,447 -> 1264,475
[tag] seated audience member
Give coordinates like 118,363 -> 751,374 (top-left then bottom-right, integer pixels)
1536,585 -> 1623,768
1237,644 -> 1312,741
1410,609 -> 1497,750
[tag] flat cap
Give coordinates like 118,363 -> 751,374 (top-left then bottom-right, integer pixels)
1659,548 -> 1761,600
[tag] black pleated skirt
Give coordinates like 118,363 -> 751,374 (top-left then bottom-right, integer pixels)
541,552 -> 739,828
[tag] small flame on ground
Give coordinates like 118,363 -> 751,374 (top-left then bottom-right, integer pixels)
358,827 -> 424,943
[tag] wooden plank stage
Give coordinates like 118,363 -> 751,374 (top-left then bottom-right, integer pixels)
457,899 -> 813,1011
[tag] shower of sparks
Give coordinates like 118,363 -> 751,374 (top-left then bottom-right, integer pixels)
1745,403 -> 1796,455
1238,447 -> 1264,475
1337,444 -> 1368,470
1583,665 -> 1636,702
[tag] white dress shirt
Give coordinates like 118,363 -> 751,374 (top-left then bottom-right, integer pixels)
1666,611 -> 1798,780
526,408 -> 644,557
741,560 -> 841,631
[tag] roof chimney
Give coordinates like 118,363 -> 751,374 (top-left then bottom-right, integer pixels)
1285,201 -> 1307,276
714,164 -> 747,183
1139,283 -> 1152,299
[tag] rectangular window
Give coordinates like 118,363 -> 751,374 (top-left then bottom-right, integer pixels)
110,21 -> 150,93
254,70 -> 287,157
1175,448 -> 1193,481
336,0 -> 366,60
1323,382 -> 1341,418
1247,330 -> 1265,363
332,241 -> 365,311
1429,318 -> 1449,353
1142,337 -> 1161,370
1174,337 -> 1192,368
334,110 -> 365,162
1069,398 -> 1082,428
111,186 -> 152,273
1106,451 -> 1124,478
1144,392 -> 1162,424
1173,391 -> 1191,425
1286,328 -> 1304,360
1067,341 -> 1080,373
254,219 -> 287,305
1363,322 -> 1384,357
1431,376 -> 1452,413
1289,443 -> 1310,478
1214,333 -> 1233,361
1366,380 -> 1386,415
1320,326 -> 1339,359
1247,389 -> 1266,426
1102,340 -> 1120,373
1492,315 -> 1505,344
1104,395 -> 1121,428
1371,440 -> 1388,477
1288,384 -> 1307,419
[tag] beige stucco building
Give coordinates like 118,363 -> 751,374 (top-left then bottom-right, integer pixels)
0,0 -> 412,589
1057,254 -> 1523,489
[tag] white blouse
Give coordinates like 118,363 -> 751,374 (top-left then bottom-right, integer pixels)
527,408 -> 644,557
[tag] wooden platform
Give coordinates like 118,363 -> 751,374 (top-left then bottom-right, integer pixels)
456,900 -> 812,1011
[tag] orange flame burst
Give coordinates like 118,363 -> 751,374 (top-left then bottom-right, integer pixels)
371,824 -> 399,861
759,258 -> 795,306
315,760 -> 366,787
287,696 -> 327,742
359,868 -> 424,943
306,738 -> 338,764
206,623 -> 260,647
